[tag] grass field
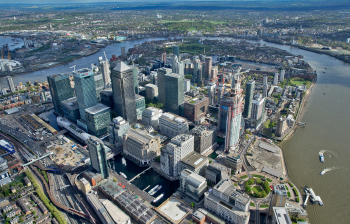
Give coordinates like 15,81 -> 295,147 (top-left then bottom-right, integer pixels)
161,20 -> 225,24
252,186 -> 263,194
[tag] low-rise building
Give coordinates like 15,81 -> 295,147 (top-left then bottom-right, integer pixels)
192,208 -> 225,224
189,125 -> 217,155
142,107 -> 163,130
6,207 -> 21,218
83,170 -> 103,186
206,162 -> 231,184
123,128 -> 161,165
36,213 -> 51,224
100,199 -> 131,224
179,151 -> 209,177
10,216 -> 19,224
86,190 -> 114,224
159,113 -> 189,139
179,169 -> 207,202
0,198 -> 9,208
272,207 -> 292,224
2,201 -> 16,213
17,199 -> 30,215
79,178 -> 91,195
204,179 -> 250,224
24,176 -> 31,187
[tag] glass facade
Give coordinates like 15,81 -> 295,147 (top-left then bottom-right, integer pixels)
165,73 -> 184,115
243,80 -> 255,118
88,137 -> 109,179
135,94 -> 145,120
86,104 -> 111,137
48,73 -> 75,116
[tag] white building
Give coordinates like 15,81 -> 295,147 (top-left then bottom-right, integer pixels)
145,84 -> 158,101
273,72 -> 279,86
207,82 -> 216,105
99,59 -> 111,88
184,79 -> 191,92
123,128 -> 161,165
204,179 -> 250,224
251,94 -> 266,129
160,134 -> 194,177
280,70 -> 285,82
142,107 -> 163,130
159,112 -> 189,139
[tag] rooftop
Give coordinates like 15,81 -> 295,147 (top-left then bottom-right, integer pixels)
100,199 -> 130,224
157,198 -> 190,223
181,169 -> 206,189
113,61 -> 130,72
99,179 -> 125,198
273,207 -> 292,224
181,152 -> 208,169
85,103 -> 110,115
259,142 -> 278,153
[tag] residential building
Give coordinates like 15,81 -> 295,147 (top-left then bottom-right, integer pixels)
272,207 -> 292,224
207,82 -> 216,105
73,68 -> 98,130
160,134 -> 194,177
108,117 -> 131,147
179,169 -> 207,202
17,199 -> 31,215
165,73 -> 184,115
225,154 -> 243,175
111,61 -> 137,124
142,107 -> 163,130
88,136 -> 109,179
36,213 -> 51,224
85,103 -> 111,137
6,207 -> 21,218
273,72 -> 279,86
0,157 -> 11,186
61,97 -> 80,123
269,184 -> 288,216
79,178 -> 91,195
204,179 -> 250,224
159,112 -> 189,139
94,73 -> 104,102
280,70 -> 285,82
206,162 -> 231,184
135,94 -> 145,120
100,88 -> 114,110
123,128 -> 161,165
6,76 -> 15,93
243,80 -> 255,118
47,73 -> 75,115
145,84 -> 158,101
179,151 -> 209,177
173,45 -> 179,59
276,116 -> 288,137
0,198 -> 9,208
86,190 -> 114,224
183,97 -> 209,123
184,79 -> 191,92
190,125 -> 217,155
2,202 -> 16,213
263,75 -> 268,98
157,67 -> 172,105
251,94 -> 266,129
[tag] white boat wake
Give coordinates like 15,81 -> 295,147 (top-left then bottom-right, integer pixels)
320,167 -> 337,175
319,150 -> 337,158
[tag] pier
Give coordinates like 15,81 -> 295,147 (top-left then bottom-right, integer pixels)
128,166 -> 152,183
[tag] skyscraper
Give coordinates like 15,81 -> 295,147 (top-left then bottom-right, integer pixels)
111,61 -> 137,124
94,73 -> 104,102
165,73 -> 185,115
251,94 -> 266,129
171,55 -> 184,76
73,68 -> 98,122
5,76 -> 15,93
263,75 -> 268,98
161,52 -> 166,63
131,66 -> 139,94
99,59 -> 111,88
88,136 -> 109,179
172,45 -> 179,59
193,59 -> 201,83
48,73 -> 75,116
224,74 -> 243,152
273,72 -> 279,86
157,67 -> 172,105
280,69 -> 285,82
204,57 -> 212,80
243,80 -> 255,118
85,104 -> 111,137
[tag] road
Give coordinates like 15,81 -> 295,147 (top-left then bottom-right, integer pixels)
239,136 -> 255,179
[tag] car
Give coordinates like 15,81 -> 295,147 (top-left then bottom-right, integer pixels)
270,186 -> 273,191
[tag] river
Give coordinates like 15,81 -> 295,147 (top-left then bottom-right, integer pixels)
3,36 -> 347,223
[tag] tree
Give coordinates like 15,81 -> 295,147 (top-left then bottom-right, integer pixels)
261,191 -> 267,198
247,178 -> 255,185
263,119 -> 270,129
245,185 -> 251,192
32,211 -> 36,215
113,177 -> 118,182
191,202 -> 195,208
245,134 -> 249,140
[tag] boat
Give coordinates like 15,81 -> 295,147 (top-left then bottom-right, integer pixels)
152,193 -> 164,203
150,185 -> 162,196
148,185 -> 159,195
120,172 -> 127,179
122,157 -> 127,166
319,152 -> 324,163
320,169 -> 326,175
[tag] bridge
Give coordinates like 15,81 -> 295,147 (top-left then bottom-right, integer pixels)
22,152 -> 54,166
128,166 -> 152,183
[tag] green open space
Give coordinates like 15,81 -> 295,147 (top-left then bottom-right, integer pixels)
179,40 -> 212,55
250,202 -> 255,206
252,174 -> 265,178
0,173 -> 26,197
260,204 -> 269,208
252,186 -> 263,194
288,77 -> 312,88
240,175 -> 248,179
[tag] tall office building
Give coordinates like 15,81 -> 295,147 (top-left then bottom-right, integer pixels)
273,72 -> 279,86
161,52 -> 166,62
99,59 -> 111,88
5,76 -> 15,93
73,68 -> 98,124
190,125 -> 217,155
85,104 -> 111,137
131,66 -> 139,94
94,73 -> 104,102
165,73 -> 184,115
111,61 -> 137,124
280,69 -> 285,82
269,184 -> 288,216
108,117 -> 130,147
62,97 -> 80,123
157,68 -> 172,105
224,74 -> 243,152
172,45 -> 179,59
145,84 -> 158,101
204,57 -> 212,80
160,134 -> 194,177
171,55 -> 184,76
263,75 -> 268,98
207,82 -> 216,105
88,136 -> 109,179
251,94 -> 266,129
135,94 -> 145,120
193,59 -> 201,83
48,73 -> 75,116
243,80 -> 255,118
159,112 -> 189,138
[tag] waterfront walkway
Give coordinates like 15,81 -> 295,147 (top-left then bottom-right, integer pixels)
110,170 -> 155,203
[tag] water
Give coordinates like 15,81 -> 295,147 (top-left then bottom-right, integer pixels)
110,154 -> 179,206
0,36 -> 24,51
0,37 -> 166,88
